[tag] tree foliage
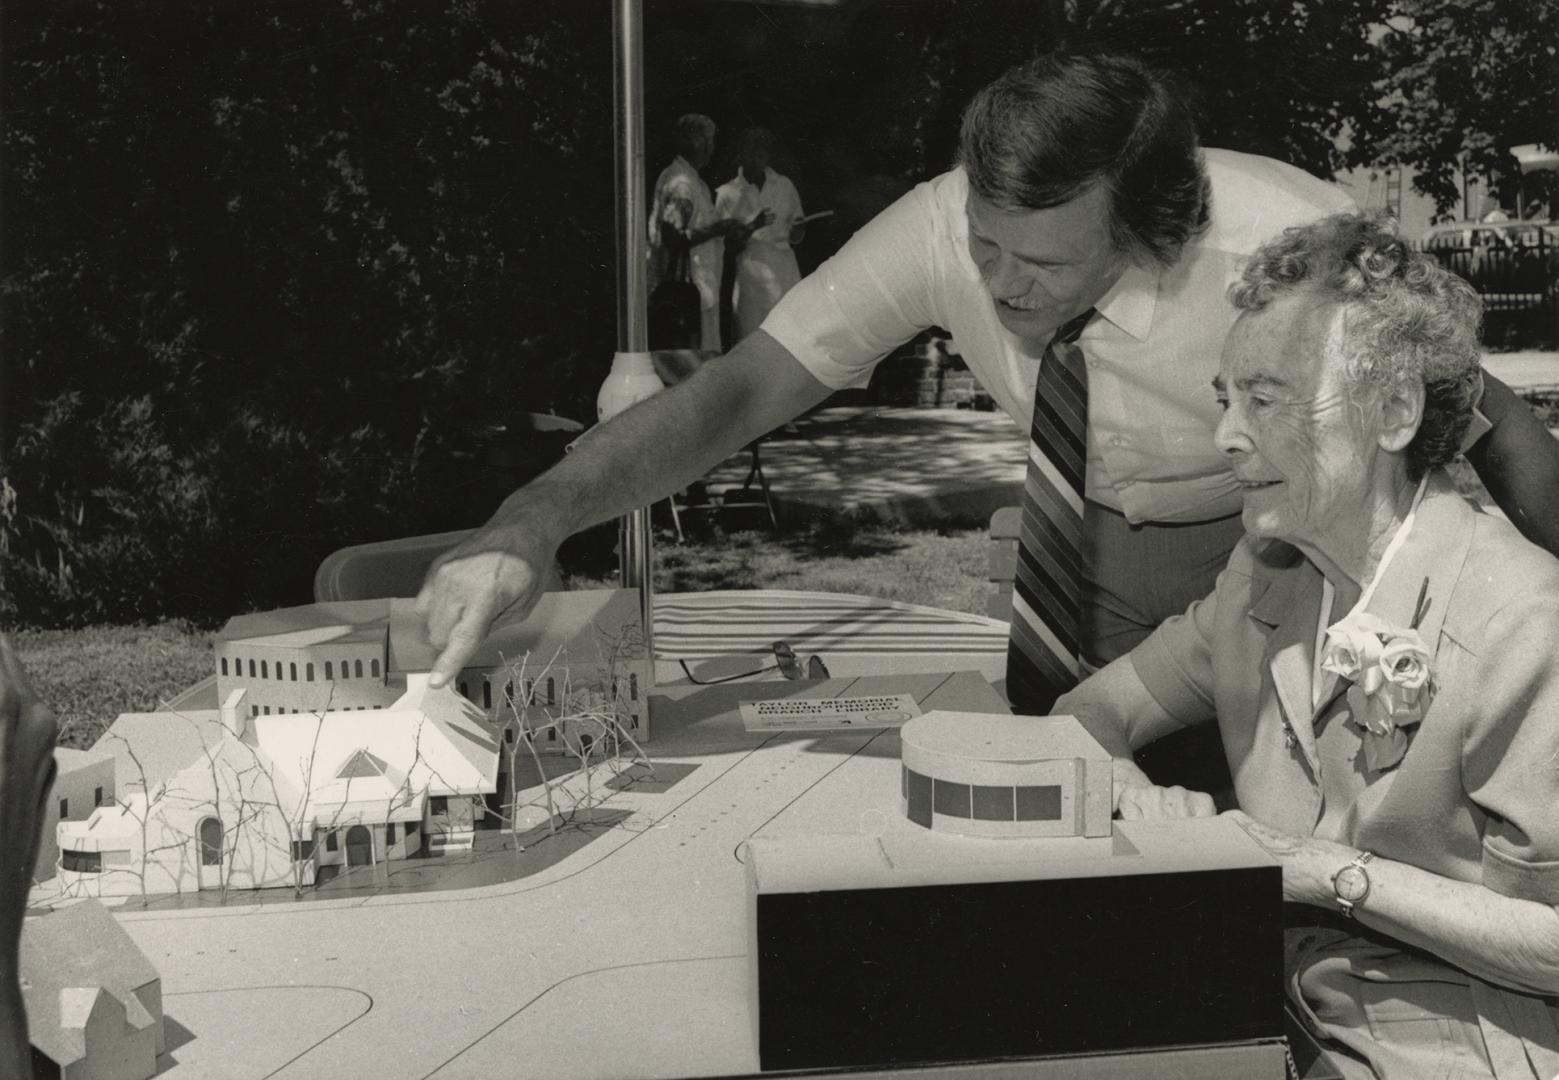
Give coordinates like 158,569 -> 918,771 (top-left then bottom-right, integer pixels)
3,0 -> 616,625
1347,0 -> 1559,215
3,0 -> 1544,626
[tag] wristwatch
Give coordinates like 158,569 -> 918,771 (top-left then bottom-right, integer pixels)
1332,850 -> 1375,919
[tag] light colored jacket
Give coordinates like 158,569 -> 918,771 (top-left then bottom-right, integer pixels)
1133,472 -> 1559,1078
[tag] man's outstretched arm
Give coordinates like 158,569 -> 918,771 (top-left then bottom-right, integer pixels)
1465,371 -> 1559,557
415,330 -> 833,686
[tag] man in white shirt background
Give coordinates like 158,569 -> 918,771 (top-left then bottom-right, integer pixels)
716,128 -> 806,346
648,113 -> 771,351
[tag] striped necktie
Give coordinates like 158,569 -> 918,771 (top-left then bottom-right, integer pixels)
1006,308 -> 1095,716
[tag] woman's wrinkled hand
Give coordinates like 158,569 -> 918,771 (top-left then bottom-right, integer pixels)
1224,809 -> 1356,906
1116,781 -> 1216,820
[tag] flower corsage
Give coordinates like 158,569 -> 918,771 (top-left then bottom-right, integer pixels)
1319,606 -> 1433,772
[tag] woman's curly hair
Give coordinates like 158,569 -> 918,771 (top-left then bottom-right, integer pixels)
1230,213 -> 1484,480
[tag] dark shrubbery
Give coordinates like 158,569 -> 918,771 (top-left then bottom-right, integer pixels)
2,0 -> 616,626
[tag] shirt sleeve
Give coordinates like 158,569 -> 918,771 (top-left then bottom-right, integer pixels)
761,179 -> 945,389
1459,591 -> 1559,904
1127,568 -> 1235,726
784,176 -> 803,227
713,182 -> 738,223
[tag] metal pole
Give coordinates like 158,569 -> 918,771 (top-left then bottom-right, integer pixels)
612,0 -> 655,668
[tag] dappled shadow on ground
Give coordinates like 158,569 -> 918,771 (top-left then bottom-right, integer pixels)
566,515 -> 966,595
652,519 -> 915,594
705,408 -> 1026,514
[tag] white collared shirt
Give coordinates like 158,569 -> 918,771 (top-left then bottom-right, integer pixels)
714,166 -> 803,249
764,150 -> 1356,523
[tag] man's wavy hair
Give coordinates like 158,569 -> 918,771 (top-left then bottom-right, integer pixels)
1231,213 -> 1484,481
957,50 -> 1210,268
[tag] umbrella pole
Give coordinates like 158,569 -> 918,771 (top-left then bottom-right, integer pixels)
611,0 -> 655,669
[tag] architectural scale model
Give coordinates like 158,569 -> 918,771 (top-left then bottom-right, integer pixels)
38,747 -> 116,882
899,710 -> 1112,838
22,899 -> 165,1080
29,645 -> 1281,1077
738,707 -> 1285,1074
51,589 -> 649,897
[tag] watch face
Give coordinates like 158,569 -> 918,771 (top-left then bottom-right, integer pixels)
1335,865 -> 1369,903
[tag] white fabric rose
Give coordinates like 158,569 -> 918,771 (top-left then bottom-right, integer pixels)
1379,631 -> 1431,696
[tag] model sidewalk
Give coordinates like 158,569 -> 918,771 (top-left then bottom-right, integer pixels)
705,352 -> 1559,526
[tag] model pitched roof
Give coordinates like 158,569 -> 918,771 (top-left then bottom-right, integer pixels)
244,680 -> 503,824
21,899 -> 161,1067
87,710 -> 227,789
216,599 -> 391,649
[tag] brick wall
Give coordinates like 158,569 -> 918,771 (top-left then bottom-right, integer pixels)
869,331 -> 994,409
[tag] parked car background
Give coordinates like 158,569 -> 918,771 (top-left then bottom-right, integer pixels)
1419,219 -> 1559,312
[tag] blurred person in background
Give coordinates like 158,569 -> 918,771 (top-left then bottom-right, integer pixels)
648,113 -> 770,351
716,128 -> 805,345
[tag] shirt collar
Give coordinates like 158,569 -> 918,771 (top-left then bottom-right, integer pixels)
729,166 -> 773,190
1092,260 -> 1158,342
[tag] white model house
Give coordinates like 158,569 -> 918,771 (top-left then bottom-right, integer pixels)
54,589 -> 648,896
22,898 -> 165,1080
37,747 -> 116,885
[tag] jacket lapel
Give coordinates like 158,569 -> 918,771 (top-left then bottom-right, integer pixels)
1247,542 -> 1325,774
1246,474 -> 1476,776
1351,474 -> 1473,683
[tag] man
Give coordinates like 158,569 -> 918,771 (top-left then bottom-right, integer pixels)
417,50 -> 1559,708
715,128 -> 805,345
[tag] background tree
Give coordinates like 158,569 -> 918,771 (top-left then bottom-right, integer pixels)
1347,0 -> 1559,217
4,0 -> 1543,628
2,0 -> 616,625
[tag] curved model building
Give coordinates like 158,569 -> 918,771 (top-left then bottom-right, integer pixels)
899,711 -> 1112,838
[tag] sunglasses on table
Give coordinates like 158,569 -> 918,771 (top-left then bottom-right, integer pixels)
678,640 -> 831,685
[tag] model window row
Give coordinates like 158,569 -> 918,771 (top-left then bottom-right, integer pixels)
902,766 -> 1063,822
457,676 -> 561,711
220,656 -> 381,681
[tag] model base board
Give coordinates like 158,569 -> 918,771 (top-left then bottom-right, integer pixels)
29,667 -> 1285,1078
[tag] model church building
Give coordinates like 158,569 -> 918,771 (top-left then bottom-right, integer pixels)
53,589 -> 648,897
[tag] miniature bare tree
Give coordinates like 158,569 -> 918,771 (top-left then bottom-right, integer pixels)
232,696 -> 334,897
52,734 -> 195,909
493,622 -> 654,840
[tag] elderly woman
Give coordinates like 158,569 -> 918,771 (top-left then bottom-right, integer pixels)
1056,213 -> 1559,1080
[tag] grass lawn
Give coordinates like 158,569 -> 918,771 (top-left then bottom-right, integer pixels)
14,622 -> 218,750
15,521 -> 993,751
